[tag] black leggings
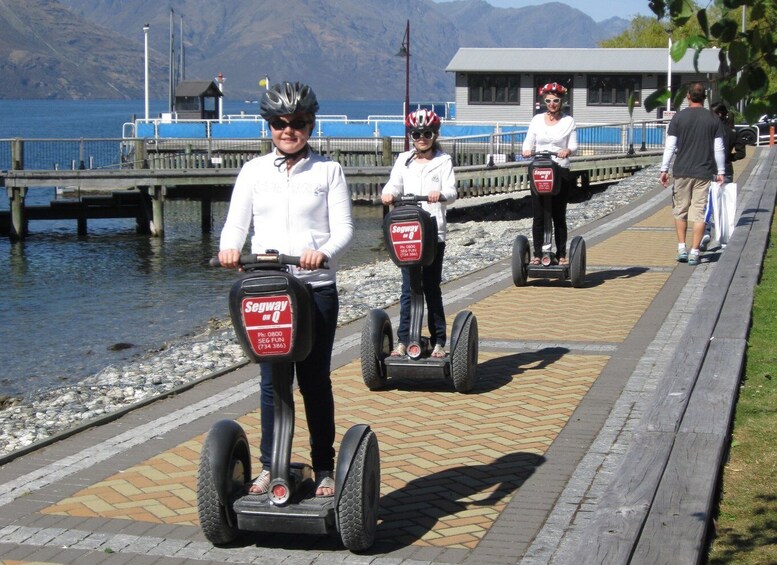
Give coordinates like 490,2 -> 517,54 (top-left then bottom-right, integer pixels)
531,169 -> 572,258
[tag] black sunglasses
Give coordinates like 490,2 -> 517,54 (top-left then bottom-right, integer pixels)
269,118 -> 311,131
410,130 -> 434,140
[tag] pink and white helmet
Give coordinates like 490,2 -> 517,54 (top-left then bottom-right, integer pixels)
405,108 -> 441,131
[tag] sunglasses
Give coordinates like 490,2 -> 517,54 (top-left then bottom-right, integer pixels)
544,98 -> 561,104
269,118 -> 311,131
410,130 -> 434,140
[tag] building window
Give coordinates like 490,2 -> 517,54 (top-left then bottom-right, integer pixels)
587,75 -> 641,106
468,74 -> 521,105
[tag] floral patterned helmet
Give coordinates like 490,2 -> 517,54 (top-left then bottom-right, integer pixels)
538,82 -> 568,97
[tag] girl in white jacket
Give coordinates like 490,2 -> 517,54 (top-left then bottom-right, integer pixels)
381,109 -> 457,358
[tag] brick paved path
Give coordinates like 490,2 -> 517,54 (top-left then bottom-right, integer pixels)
0,176 -> 737,564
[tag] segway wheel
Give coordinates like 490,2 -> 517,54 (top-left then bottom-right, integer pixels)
338,429 -> 381,552
511,235 -> 530,286
360,309 -> 393,390
451,314 -> 478,393
569,236 -> 587,288
197,420 -> 251,545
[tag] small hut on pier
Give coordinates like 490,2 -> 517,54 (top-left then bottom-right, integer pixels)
174,80 -> 222,120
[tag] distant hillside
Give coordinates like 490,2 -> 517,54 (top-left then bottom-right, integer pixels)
0,0 -> 168,99
1,0 -> 630,100
440,0 -> 625,47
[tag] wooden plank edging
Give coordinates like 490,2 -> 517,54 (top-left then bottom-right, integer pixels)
577,147 -> 777,564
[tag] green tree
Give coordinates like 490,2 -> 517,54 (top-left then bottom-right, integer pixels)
644,0 -> 777,122
598,14 -> 699,48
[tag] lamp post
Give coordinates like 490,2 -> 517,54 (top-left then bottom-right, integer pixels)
396,19 -> 410,150
666,30 -> 672,115
143,24 -> 150,121
217,72 -> 224,123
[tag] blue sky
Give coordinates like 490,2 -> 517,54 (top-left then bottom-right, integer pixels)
433,0 -> 654,22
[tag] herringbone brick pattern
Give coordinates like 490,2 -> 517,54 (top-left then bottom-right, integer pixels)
42,352 -> 606,548
40,205 -> 678,550
587,230 -> 680,268
470,272 -> 669,342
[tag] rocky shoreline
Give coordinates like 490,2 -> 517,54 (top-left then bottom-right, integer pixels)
0,164 -> 662,457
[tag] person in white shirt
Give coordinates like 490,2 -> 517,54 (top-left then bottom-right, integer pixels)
381,109 -> 457,358
522,82 -> 578,265
218,81 -> 353,498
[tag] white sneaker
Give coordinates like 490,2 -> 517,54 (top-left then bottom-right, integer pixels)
699,234 -> 711,251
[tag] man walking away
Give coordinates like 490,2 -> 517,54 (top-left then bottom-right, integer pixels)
658,82 -> 726,266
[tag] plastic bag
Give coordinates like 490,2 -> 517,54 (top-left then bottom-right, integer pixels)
710,182 -> 737,245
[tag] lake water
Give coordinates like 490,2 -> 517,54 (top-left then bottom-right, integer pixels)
0,99 -> 395,397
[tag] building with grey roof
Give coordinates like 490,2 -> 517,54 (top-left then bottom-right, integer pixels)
445,48 -> 722,124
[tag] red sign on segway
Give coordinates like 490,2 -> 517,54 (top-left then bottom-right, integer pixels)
390,220 -> 423,262
241,295 -> 294,356
532,167 -> 556,193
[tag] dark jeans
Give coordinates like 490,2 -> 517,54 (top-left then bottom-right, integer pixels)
258,284 -> 339,472
397,242 -> 447,348
531,169 -> 572,259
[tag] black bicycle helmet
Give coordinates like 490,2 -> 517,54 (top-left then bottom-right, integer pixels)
260,81 -> 320,120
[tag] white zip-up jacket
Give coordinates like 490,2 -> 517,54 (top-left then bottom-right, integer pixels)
381,149 -> 457,242
220,150 -> 353,288
522,113 -> 578,168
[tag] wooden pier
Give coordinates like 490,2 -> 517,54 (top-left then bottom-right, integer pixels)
1,136 -> 661,240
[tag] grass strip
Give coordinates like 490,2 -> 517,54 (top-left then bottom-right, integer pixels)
709,215 -> 777,564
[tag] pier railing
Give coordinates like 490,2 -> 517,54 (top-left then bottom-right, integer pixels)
0,120 -> 666,173
1,122 -> 664,240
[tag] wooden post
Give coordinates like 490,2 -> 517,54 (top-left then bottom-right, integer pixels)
8,186 -> 27,241
201,196 -> 212,234
9,139 -> 26,241
134,139 -> 148,169
150,185 -> 164,237
382,137 -> 392,167
77,208 -> 87,236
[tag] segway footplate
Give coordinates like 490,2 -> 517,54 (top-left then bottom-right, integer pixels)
384,356 -> 449,380
526,264 -> 569,280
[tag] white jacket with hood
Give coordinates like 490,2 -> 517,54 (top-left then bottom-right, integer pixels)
381,149 -> 457,242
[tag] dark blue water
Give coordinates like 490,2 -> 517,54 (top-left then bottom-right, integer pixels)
0,99 -> 394,397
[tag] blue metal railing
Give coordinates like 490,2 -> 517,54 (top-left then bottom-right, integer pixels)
0,120 -> 666,172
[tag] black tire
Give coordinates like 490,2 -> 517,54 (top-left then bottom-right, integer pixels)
360,309 -> 392,390
451,314 -> 478,393
511,235 -> 530,287
569,236 -> 586,288
338,429 -> 381,552
737,128 -> 756,146
197,422 -> 250,545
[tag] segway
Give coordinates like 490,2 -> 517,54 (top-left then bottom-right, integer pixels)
511,151 -> 586,288
197,253 -> 380,552
360,195 -> 478,393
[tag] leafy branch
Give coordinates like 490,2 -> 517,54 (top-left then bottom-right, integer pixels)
642,0 -> 777,122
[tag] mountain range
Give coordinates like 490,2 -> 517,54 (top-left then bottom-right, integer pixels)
0,0 -> 630,101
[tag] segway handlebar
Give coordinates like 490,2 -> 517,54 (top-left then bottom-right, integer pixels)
526,150 -> 558,158
394,193 -> 447,204
209,253 -> 329,269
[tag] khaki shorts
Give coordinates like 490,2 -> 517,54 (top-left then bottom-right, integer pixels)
672,177 -> 711,223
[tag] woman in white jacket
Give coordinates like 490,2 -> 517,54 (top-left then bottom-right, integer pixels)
381,109 -> 457,358
522,81 -> 578,265
219,81 -> 353,498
